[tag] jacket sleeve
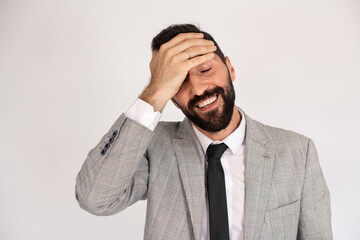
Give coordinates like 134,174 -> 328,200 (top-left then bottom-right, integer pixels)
297,138 -> 333,239
75,113 -> 153,216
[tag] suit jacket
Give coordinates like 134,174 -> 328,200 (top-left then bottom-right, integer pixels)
75,109 -> 332,239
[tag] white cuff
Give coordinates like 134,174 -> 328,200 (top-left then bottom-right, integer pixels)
125,98 -> 162,131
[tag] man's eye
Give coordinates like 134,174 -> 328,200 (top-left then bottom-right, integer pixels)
201,68 -> 211,73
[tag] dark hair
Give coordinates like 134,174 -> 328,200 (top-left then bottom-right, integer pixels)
151,23 -> 226,64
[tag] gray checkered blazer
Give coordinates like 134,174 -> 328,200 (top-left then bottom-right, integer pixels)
75,109 -> 332,239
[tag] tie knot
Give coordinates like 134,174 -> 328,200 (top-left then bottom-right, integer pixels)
206,143 -> 228,160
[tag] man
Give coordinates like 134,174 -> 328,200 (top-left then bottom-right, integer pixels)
75,24 -> 332,239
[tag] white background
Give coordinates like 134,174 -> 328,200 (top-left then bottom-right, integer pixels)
0,0 -> 359,239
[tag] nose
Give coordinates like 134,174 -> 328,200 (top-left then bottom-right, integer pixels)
187,73 -> 210,96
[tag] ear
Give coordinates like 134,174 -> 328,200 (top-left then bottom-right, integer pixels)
171,97 -> 180,109
225,56 -> 236,82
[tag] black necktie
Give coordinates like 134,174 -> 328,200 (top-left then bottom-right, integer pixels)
206,143 -> 229,240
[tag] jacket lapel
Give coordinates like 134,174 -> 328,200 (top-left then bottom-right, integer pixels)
242,112 -> 275,239
171,110 -> 275,240
172,118 -> 205,240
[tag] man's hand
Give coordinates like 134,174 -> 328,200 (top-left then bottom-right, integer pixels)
139,33 -> 217,112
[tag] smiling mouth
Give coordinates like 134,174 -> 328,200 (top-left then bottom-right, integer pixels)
196,95 -> 218,108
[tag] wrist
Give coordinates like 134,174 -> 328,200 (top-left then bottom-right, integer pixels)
139,84 -> 171,112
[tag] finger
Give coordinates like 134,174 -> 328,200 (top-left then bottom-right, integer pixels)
184,52 -> 216,70
183,45 -> 217,60
164,38 -> 214,62
161,32 -> 204,50
172,38 -> 214,56
173,44 -> 216,62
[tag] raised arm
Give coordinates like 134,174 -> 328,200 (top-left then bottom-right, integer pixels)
75,32 -> 217,216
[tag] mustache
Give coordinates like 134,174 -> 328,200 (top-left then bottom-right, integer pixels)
188,86 -> 225,109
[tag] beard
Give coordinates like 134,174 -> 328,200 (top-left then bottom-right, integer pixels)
176,70 -> 236,132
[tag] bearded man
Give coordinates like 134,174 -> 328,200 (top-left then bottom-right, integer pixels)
76,24 -> 332,240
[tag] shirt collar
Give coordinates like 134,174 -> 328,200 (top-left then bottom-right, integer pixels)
192,108 -> 246,155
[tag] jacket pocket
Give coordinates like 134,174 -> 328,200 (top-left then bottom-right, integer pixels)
260,199 -> 300,240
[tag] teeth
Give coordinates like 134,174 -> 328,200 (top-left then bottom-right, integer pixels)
197,95 -> 217,108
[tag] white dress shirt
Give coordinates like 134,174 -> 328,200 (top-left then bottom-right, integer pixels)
125,98 -> 246,240
192,113 -> 246,240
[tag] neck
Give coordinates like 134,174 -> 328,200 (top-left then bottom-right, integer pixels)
194,106 -> 241,141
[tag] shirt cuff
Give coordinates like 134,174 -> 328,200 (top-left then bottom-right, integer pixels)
125,98 -> 162,131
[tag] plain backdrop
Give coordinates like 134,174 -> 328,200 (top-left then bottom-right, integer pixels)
0,0 -> 359,239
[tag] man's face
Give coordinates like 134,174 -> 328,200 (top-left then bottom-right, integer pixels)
172,55 -> 236,132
